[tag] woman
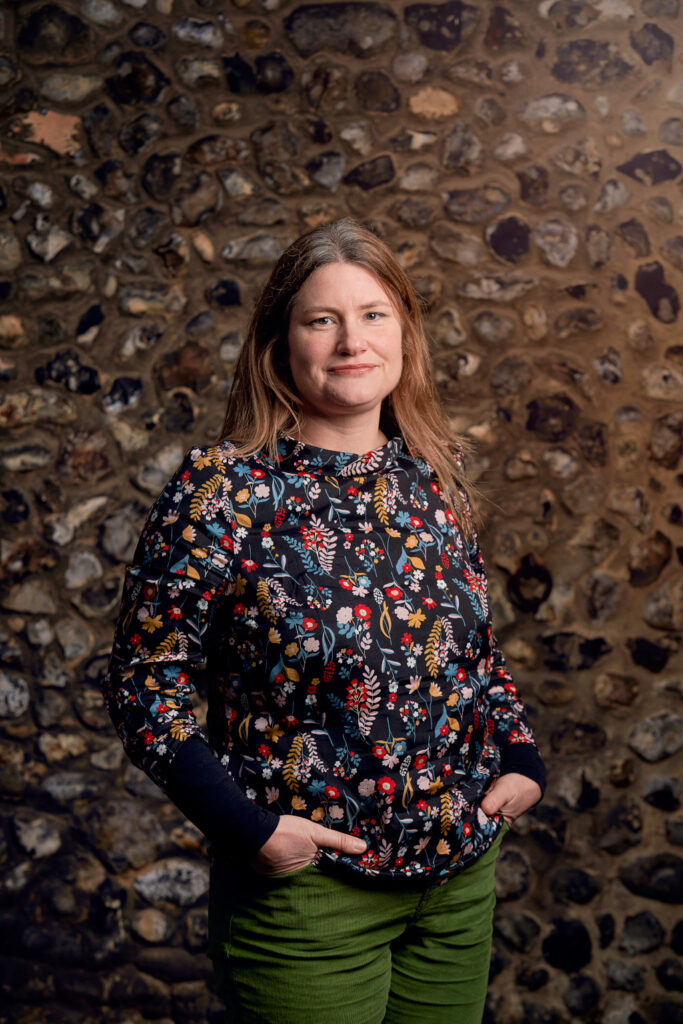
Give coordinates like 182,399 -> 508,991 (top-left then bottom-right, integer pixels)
103,218 -> 545,1024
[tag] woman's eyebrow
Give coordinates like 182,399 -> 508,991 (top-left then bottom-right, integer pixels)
299,300 -> 394,314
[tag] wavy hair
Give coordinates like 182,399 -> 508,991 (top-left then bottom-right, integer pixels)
216,218 -> 476,534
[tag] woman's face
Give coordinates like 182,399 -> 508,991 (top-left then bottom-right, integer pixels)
287,262 -> 404,428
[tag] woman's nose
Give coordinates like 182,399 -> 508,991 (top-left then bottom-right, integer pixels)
337,322 -> 367,352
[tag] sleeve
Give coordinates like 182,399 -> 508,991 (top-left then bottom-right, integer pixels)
467,519 -> 547,800
102,444 -> 279,854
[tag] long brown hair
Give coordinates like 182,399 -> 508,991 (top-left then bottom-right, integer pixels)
216,218 -> 476,534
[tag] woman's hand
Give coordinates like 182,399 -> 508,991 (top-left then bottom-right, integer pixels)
249,814 -> 367,877
479,772 -> 542,826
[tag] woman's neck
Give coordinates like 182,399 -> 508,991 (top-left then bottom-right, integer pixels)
293,413 -> 388,455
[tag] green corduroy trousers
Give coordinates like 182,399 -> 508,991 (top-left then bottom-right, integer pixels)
208,823 -> 509,1024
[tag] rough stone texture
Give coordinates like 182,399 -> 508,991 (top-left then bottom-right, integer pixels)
1,3 -> 683,1022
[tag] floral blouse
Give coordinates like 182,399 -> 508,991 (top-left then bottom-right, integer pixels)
104,434 -> 545,886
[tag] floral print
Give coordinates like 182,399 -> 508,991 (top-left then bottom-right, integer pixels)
104,435 -> 544,886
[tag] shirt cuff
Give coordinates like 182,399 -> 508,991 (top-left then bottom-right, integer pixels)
163,736 -> 280,857
500,742 -> 547,799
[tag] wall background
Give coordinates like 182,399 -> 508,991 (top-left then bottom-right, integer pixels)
1,1 -> 682,1021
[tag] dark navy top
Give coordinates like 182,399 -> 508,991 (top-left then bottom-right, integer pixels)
103,434 -> 545,887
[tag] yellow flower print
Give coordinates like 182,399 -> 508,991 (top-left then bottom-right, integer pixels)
235,488 -> 249,503
311,807 -> 325,822
407,608 -> 426,628
436,839 -> 451,856
291,795 -> 306,810
142,615 -> 163,632
405,535 -> 418,549
284,642 -> 299,657
233,574 -> 246,596
265,724 -> 284,743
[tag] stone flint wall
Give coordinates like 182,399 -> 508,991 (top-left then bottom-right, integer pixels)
1,1 -> 682,1022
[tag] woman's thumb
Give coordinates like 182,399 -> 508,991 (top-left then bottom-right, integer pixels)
314,824 -> 367,854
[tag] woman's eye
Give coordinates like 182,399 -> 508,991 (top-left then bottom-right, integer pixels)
310,316 -> 333,326
365,312 -> 386,321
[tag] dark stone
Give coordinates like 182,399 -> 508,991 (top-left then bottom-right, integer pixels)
83,103 -> 118,158
167,94 -> 200,132
594,348 -> 622,384
586,224 -> 612,268
487,216 -> 530,263
441,121 -> 482,174
154,233 -> 189,274
606,958 -> 646,992
237,199 -> 288,226
507,555 -> 552,612
129,207 -> 167,249
343,155 -> 395,189
628,531 -> 672,586
644,775 -> 681,812
0,282 -> 11,303
443,185 -> 510,223
550,868 -> 601,905
542,919 -> 592,973
223,53 -> 257,94
598,913 -> 615,949
647,195 -> 675,222
255,52 -> 294,94
206,280 -> 241,308
642,0 -> 679,13
617,219 -> 651,257
526,804 -> 567,853
577,422 -> 607,466
490,357 -> 533,396
160,391 -> 195,434
663,503 -> 682,524
17,3 -> 94,66
106,52 -> 169,106
119,113 -> 163,156
563,974 -> 600,1015
129,22 -> 166,48
519,1003 -> 561,1024
553,306 -> 603,338
620,854 -> 683,903
95,160 -> 138,203
674,920 -> 683,954
305,152 -> 346,192
628,636 -> 675,673
552,39 -> 636,85
142,153 -> 182,201
355,71 -> 400,111
404,0 -> 480,51
472,311 -> 515,344
542,634 -> 611,671
35,351 -> 100,395
657,959 -> 683,991
156,341 -> 212,393
495,912 -> 541,953
484,6 -> 523,50
185,311 -> 215,338
474,96 -> 505,126
631,22 -> 674,65
660,118 -> 683,146
526,393 -> 578,442
516,165 -> 550,205
660,236 -> 683,272
186,136 -> 249,167
515,966 -> 549,991
2,489 -> 29,524
620,911 -> 666,954
618,149 -> 681,185
136,946 -> 213,983
284,3 -> 399,58
76,304 -> 104,343
635,261 -> 679,323
102,378 -> 143,414
251,121 -> 302,194
305,118 -> 333,143
649,412 -> 683,468
551,719 -> 607,756
20,923 -> 85,966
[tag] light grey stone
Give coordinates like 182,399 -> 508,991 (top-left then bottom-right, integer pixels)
0,671 -> 30,718
628,711 -> 683,762
134,858 -> 210,906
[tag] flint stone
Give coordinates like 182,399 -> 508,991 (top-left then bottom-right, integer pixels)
355,71 -> 400,112
519,93 -> 586,133
0,388 -> 75,429
495,911 -> 541,952
106,52 -> 169,106
119,113 -> 162,155
593,179 -> 630,213
660,236 -> 683,272
221,234 -> 283,263
173,18 -> 223,48
136,946 -> 214,983
618,149 -> 681,185
400,163 -> 439,191
491,357 -> 533,396
393,51 -> 428,82
176,57 -> 222,88
630,22 -> 674,65
606,959 -> 646,991
14,814 -> 61,858
80,799 -> 165,872
668,821 -> 683,846
142,153 -> 181,201
600,797 -> 643,855
134,858 -> 210,906
404,1 -> 479,51
550,868 -> 601,905
119,283 -> 186,316
441,121 -> 483,173
616,219 -> 650,257
533,218 -> 578,267
628,711 -> 683,761
543,919 -> 592,972
516,165 -> 549,204
17,4 -> 94,66
643,775 -> 681,812
72,204 -> 125,254
340,121 -> 374,155
556,766 -> 600,810
493,132 -> 529,161
636,261 -> 679,322
454,271 -> 536,302
3,577 -> 57,612
622,109 -> 647,136
619,853 -> 683,903
0,671 -> 30,718
430,223 -> 485,264
306,152 -> 346,192
495,848 -> 530,900
649,413 -> 683,468
484,5 -> 523,50
40,72 -> 102,103
0,228 -> 22,272
41,772 -> 103,804
45,495 -> 108,547
642,0 -> 679,12
552,39 -> 636,85
487,216 -> 530,263
168,94 -> 199,131
594,672 -> 638,710
472,311 -> 515,343
343,155 -> 395,189
284,3 -> 398,58
608,487 -> 651,532
442,184 -> 510,222
542,634 -> 611,672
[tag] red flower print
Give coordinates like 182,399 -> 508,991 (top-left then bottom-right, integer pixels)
401,632 -> 413,645
442,764 -> 452,776
142,730 -> 153,746
384,585 -> 403,600
377,777 -> 396,796
402,562 -> 413,574
169,606 -> 182,620
414,754 -> 427,769
130,634 -> 141,647
284,714 -> 299,728
258,744 -> 271,756
325,785 -> 340,799
241,559 -> 257,572
456,667 -> 467,681
302,617 -> 317,631
181,470 -> 191,482
440,724 -> 449,737
462,823 -> 472,836
220,535 -> 233,550
409,516 -> 423,528
177,673 -> 189,685
143,584 -> 157,600
417,799 -> 428,810
250,468 -> 265,478
323,661 -> 335,682
345,532 -> 354,542
354,604 -> 371,620
372,744 -> 385,759
422,597 -> 436,608
340,578 -> 353,590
